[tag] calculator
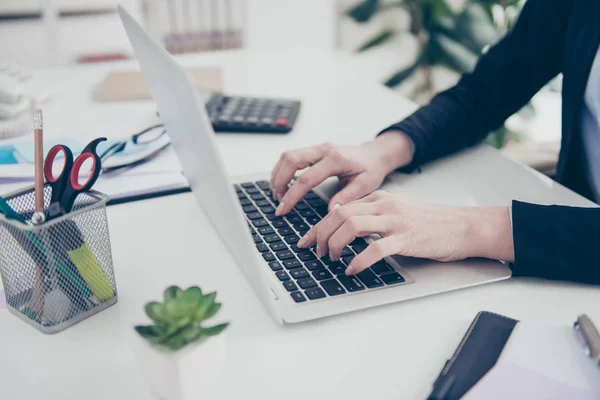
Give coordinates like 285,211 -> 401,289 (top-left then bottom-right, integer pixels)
206,94 -> 301,134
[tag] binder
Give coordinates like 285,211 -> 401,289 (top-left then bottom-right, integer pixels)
428,311 -> 517,400
429,311 -> 600,400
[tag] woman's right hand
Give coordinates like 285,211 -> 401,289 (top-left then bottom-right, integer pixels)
269,131 -> 415,216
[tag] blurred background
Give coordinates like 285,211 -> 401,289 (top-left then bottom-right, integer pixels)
0,0 -> 561,175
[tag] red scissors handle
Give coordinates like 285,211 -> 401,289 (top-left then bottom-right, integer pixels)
44,138 -> 106,218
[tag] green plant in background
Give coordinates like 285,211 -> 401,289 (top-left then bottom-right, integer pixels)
135,285 -> 229,351
347,0 -> 526,148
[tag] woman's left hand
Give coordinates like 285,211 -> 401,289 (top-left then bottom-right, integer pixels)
297,190 -> 515,275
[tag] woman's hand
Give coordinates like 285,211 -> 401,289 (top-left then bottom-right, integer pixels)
269,131 -> 414,216
297,191 -> 515,275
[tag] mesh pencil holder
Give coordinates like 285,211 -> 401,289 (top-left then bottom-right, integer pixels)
0,185 -> 118,334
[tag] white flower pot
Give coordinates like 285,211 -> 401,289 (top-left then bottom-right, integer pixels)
132,333 -> 227,400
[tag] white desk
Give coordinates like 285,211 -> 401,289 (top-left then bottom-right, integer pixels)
1,50 -> 599,400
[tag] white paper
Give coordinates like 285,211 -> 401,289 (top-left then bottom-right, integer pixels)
463,322 -> 600,400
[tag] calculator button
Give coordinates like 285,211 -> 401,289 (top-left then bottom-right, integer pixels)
247,116 -> 259,124
275,118 -> 289,127
233,116 -> 245,123
261,117 -> 274,125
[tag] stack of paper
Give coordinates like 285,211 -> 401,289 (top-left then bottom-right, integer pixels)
463,322 -> 600,399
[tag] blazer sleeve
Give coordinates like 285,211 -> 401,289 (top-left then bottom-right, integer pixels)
511,201 -> 600,285
381,0 -> 573,172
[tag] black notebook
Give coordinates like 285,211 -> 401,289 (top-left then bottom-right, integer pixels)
428,311 -> 518,400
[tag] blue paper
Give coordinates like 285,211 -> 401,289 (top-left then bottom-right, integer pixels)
0,145 -> 18,164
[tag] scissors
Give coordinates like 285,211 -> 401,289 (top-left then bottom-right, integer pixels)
44,137 -> 106,220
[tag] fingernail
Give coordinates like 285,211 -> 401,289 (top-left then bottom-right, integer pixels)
316,245 -> 323,257
298,236 -> 308,248
333,203 -> 341,209
275,202 -> 285,216
345,265 -> 354,275
329,251 -> 337,261
272,191 -> 278,201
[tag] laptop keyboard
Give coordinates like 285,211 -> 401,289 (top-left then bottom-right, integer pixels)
235,181 -> 406,303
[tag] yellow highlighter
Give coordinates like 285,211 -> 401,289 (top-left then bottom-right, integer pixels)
68,242 -> 114,302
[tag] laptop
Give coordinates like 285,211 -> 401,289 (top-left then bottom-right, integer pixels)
118,6 -> 512,324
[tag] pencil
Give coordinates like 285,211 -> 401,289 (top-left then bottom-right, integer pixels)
33,109 -> 45,225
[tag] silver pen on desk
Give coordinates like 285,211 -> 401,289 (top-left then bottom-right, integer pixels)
574,314 -> 600,367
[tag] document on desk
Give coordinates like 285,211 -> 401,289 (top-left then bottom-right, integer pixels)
463,322 -> 600,400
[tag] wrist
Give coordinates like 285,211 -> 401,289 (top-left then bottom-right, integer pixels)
467,206 -> 515,262
368,130 -> 414,174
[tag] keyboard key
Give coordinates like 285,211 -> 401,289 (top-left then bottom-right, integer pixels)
276,250 -> 295,260
308,198 -> 327,208
356,269 -> 384,288
300,210 -> 316,218
295,202 -> 309,210
313,269 -> 333,281
270,241 -> 287,252
337,275 -> 365,292
372,261 -> 394,275
247,212 -> 263,220
327,262 -> 346,275
297,229 -> 309,237
305,216 -> 321,226
261,206 -> 276,214
252,219 -> 269,227
256,243 -> 269,252
283,259 -> 302,269
257,226 -> 274,235
351,237 -> 368,247
251,193 -> 266,201
266,213 -> 282,221
297,277 -> 318,289
380,272 -> 405,285
283,280 -> 298,292
263,252 -> 275,262
245,187 -> 259,194
320,279 -> 346,296
241,182 -> 256,188
255,199 -> 271,207
256,180 -> 270,190
305,287 -> 326,300
342,255 -> 355,265
284,235 -> 300,244
269,261 -> 283,271
290,291 -> 306,303
353,242 -> 368,254
234,184 -> 242,192
292,244 -> 313,253
297,251 -> 317,262
314,207 -> 328,217
265,234 -> 281,243
304,191 -> 319,200
272,220 -> 289,229
286,215 -> 303,224
293,222 -> 309,231
239,198 -> 252,206
237,192 -> 248,200
304,260 -> 325,271
275,271 -> 290,281
340,247 -> 353,257
252,234 -> 261,244
290,268 -> 309,279
278,227 -> 294,236
263,189 -> 272,197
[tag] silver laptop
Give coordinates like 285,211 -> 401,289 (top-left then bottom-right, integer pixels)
118,6 -> 511,324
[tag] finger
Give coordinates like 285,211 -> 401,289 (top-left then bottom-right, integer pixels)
311,202 -> 379,258
345,236 -> 398,275
297,203 -> 339,249
351,189 -> 390,205
271,144 -> 330,201
327,216 -> 391,260
328,175 -> 373,211
277,156 -> 343,216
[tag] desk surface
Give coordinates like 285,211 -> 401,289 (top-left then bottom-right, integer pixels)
1,50 -> 599,400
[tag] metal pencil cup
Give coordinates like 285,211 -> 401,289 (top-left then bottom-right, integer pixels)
0,185 -> 118,334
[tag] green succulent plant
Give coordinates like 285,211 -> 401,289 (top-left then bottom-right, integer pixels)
135,285 -> 229,351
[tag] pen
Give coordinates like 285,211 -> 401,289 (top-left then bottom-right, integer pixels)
574,314 -> 600,368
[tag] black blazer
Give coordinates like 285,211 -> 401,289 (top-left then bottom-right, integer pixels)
383,0 -> 600,284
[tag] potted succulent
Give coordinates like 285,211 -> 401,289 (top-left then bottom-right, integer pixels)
132,285 -> 229,400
